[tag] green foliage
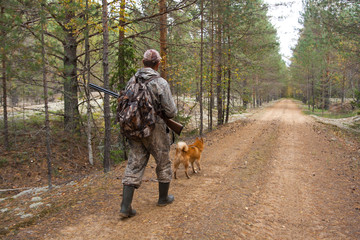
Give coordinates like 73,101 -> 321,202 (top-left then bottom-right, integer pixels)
110,148 -> 125,164
110,39 -> 138,91
110,38 -> 137,117
184,128 -> 199,137
175,110 -> 192,127
351,90 -> 360,109
0,158 -> 8,168
27,114 -> 46,128
302,105 -> 356,119
98,142 -> 126,165
13,152 -> 30,164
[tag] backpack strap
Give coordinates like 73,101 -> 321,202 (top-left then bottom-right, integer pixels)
135,75 -> 159,84
143,76 -> 164,118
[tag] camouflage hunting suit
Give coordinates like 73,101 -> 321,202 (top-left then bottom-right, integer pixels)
122,68 -> 177,188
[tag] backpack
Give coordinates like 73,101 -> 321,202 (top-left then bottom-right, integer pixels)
116,75 -> 158,139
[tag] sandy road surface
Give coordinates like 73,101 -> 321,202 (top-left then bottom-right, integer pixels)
9,99 -> 360,240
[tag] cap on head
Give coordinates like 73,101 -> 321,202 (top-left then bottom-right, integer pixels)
143,49 -> 162,63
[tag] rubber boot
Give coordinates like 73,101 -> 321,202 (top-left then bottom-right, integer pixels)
157,182 -> 174,206
120,185 -> 137,218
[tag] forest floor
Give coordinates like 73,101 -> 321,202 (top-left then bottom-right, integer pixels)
1,99 -> 360,239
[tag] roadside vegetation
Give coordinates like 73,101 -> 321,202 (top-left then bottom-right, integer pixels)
1,0 -> 287,191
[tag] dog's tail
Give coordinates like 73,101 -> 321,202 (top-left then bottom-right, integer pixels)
176,141 -> 189,152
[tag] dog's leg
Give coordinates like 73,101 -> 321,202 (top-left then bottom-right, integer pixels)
195,159 -> 201,171
191,162 -> 197,173
173,159 -> 180,179
184,162 -> 190,179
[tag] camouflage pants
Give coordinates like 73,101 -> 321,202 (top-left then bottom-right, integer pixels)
122,119 -> 172,188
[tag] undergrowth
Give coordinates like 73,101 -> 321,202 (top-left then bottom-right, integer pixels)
302,105 -> 357,119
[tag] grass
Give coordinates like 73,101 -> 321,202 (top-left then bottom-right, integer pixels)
302,105 -> 357,119
349,122 -> 360,131
0,198 -> 79,238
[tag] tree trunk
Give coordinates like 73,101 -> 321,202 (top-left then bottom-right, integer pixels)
102,0 -> 111,173
307,72 -> 310,110
85,0 -> 94,165
322,54 -> 330,111
1,6 -> 9,151
243,78 -> 248,109
225,32 -> 231,124
41,2 -> 52,189
341,68 -> 346,105
255,75 -> 260,107
159,0 -> 167,79
311,77 -> 315,112
325,55 -> 330,109
199,0 -> 204,135
216,2 -> 223,126
119,0 -> 127,161
252,86 -> 256,108
209,0 -> 214,131
63,2 -> 79,132
2,43 -> 9,151
119,0 -> 126,87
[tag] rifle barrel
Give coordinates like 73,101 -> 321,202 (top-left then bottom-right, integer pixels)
89,83 -> 119,98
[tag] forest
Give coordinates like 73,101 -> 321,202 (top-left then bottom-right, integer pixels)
290,1 -> 360,112
0,0 -> 359,189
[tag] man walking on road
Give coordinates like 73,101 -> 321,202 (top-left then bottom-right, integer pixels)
120,49 -> 177,218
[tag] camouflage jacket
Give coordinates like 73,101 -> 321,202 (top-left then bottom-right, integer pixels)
127,67 -> 177,120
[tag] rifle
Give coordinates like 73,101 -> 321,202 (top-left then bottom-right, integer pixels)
89,83 -> 183,136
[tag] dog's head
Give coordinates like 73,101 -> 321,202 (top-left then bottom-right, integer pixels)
194,137 -> 204,151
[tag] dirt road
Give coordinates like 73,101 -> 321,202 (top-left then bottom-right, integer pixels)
10,99 -> 360,239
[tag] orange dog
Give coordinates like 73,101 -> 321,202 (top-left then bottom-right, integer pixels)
174,137 -> 204,179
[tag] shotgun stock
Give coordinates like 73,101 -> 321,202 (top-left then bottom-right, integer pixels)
89,83 -> 183,136
161,115 -> 184,136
